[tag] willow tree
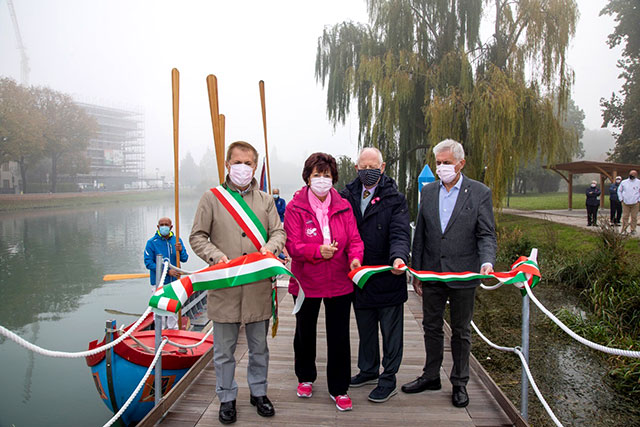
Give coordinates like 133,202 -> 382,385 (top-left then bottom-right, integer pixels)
316,0 -> 579,212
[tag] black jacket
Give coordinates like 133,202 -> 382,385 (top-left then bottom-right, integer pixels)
586,186 -> 601,207
340,174 -> 410,309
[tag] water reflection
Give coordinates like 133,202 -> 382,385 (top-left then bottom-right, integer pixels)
0,196 -> 206,426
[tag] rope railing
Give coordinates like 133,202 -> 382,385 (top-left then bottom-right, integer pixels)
471,321 -> 563,427
522,280 -> 640,358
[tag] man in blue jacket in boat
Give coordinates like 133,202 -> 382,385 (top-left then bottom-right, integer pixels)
144,216 -> 189,329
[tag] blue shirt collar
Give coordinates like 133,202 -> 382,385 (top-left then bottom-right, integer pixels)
439,174 -> 463,192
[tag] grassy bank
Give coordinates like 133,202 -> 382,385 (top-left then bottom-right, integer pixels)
472,214 -> 640,425
0,190 -> 176,212
504,192 -> 611,210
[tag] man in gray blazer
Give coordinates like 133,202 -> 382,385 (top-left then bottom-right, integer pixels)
401,139 -> 497,408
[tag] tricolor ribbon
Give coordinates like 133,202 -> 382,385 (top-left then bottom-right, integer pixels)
149,253 -> 304,321
349,256 -> 540,295
210,186 -> 268,251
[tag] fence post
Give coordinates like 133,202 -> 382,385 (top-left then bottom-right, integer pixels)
520,284 -> 530,420
155,254 -> 163,406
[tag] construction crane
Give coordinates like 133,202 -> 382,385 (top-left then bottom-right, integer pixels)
6,0 -> 30,85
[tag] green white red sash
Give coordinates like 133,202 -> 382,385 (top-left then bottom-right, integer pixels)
210,185 -> 268,251
349,256 -> 540,293
149,252 -> 303,315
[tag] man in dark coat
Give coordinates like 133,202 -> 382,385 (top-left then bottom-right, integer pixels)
401,139 -> 496,409
586,180 -> 601,226
340,147 -> 411,403
609,176 -> 622,226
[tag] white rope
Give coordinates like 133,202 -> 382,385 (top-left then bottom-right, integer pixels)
522,281 -> 640,358
514,347 -> 563,427
0,262 -> 170,358
166,328 -> 213,349
102,338 -> 168,427
0,307 -> 151,358
471,321 -> 563,427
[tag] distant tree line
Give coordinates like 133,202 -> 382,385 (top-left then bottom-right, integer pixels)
600,0 -> 640,164
0,78 -> 96,193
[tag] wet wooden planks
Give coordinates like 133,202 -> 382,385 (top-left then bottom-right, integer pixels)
147,290 -> 519,427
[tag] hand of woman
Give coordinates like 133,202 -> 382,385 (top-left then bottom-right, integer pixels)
319,244 -> 338,259
350,258 -> 361,271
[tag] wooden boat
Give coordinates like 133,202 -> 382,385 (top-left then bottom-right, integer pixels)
86,290 -> 212,426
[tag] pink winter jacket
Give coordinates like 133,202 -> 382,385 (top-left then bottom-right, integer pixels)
285,186 -> 364,298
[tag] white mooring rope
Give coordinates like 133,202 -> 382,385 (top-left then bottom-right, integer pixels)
102,338 -> 168,427
0,261 -> 169,359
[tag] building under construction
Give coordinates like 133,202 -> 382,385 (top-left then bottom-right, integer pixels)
76,102 -> 145,190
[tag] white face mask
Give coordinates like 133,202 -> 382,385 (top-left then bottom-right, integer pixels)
310,177 -> 333,196
228,164 -> 254,187
436,164 -> 458,184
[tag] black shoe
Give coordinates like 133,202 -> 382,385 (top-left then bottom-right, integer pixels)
401,376 -> 441,393
250,395 -> 275,417
350,372 -> 379,388
368,385 -> 398,403
452,385 -> 469,408
219,400 -> 236,424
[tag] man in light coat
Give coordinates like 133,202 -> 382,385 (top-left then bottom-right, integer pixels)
190,141 -> 286,424
618,169 -> 640,235
402,139 -> 497,409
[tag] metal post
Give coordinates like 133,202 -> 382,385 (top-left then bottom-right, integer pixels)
154,254 -> 163,405
520,291 -> 530,420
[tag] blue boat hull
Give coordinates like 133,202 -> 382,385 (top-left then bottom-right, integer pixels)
90,349 -> 188,426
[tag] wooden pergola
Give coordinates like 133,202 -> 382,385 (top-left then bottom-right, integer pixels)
544,161 -> 640,210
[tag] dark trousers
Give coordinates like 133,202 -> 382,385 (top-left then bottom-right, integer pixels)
422,283 -> 476,386
293,293 -> 352,396
354,304 -> 404,388
610,199 -> 622,224
587,205 -> 599,225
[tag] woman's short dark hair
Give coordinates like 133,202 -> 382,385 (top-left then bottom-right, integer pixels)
302,152 -> 339,184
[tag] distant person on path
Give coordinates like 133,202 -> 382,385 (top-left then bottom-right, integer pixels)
586,180 -> 601,226
402,139 -> 497,409
189,141 -> 286,424
284,152 -> 364,412
618,170 -> 640,235
339,147 -> 410,403
609,176 -> 622,226
144,216 -> 188,329
272,188 -> 286,222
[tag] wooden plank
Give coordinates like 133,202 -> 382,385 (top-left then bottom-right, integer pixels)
148,290 -> 523,427
137,344 -> 215,426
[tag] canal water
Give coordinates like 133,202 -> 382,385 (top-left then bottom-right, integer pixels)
0,196 -> 208,427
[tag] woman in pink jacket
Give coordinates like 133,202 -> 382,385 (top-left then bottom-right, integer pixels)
284,152 -> 364,411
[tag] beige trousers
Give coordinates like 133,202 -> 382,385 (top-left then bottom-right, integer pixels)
621,202 -> 639,233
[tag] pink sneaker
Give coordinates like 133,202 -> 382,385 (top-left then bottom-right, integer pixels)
330,394 -> 353,411
297,382 -> 313,398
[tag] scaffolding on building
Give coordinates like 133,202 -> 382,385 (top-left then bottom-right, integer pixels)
76,102 -> 145,189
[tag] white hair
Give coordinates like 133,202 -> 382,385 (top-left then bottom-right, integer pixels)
433,139 -> 465,161
357,147 -> 384,165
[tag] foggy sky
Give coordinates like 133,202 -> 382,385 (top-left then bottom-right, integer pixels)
0,0 -> 623,179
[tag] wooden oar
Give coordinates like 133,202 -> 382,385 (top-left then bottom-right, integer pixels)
259,80 -> 272,194
105,308 -> 144,317
171,67 -> 183,330
206,74 -> 226,184
103,273 -> 148,281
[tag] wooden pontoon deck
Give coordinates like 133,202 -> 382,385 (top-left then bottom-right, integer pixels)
140,290 -> 525,426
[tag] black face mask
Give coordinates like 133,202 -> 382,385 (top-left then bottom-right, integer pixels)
358,168 -> 382,187
631,175 -> 637,180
